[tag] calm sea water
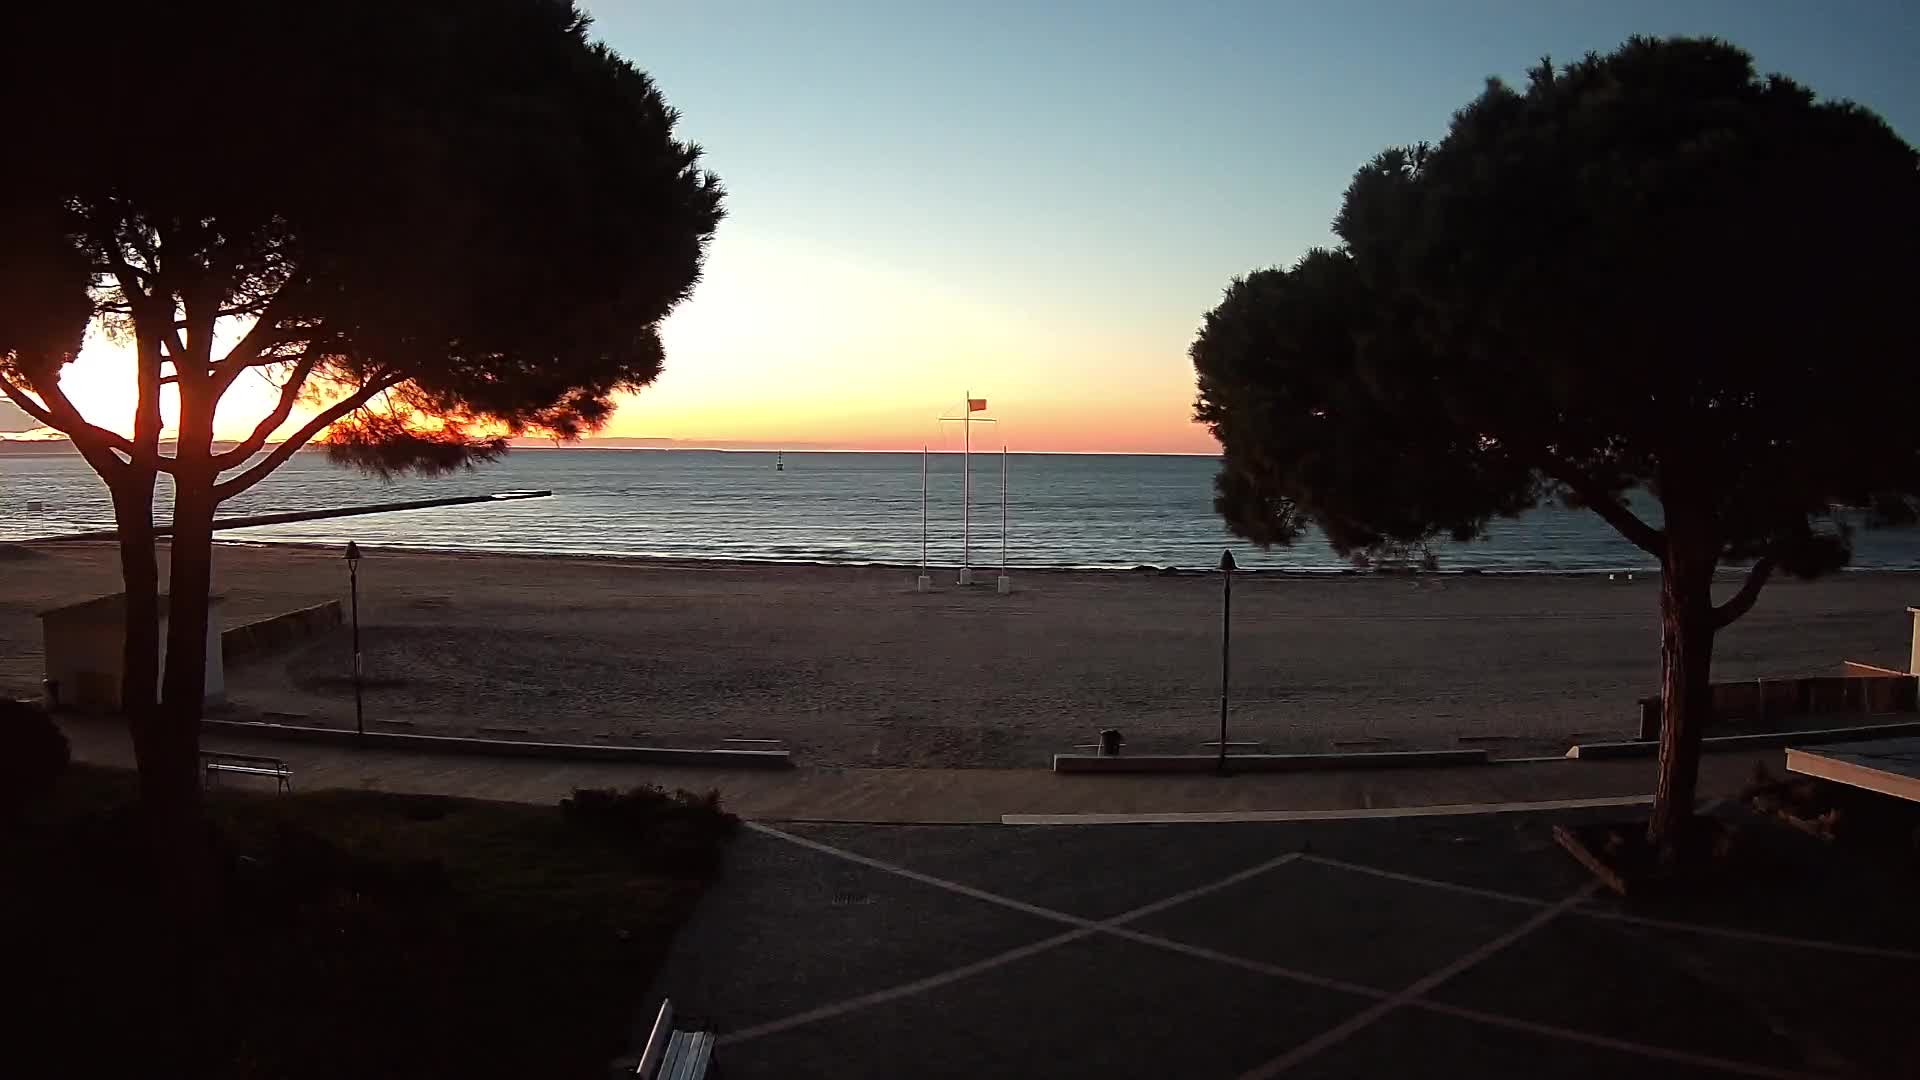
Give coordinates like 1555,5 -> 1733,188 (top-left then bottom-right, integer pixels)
4,448 -> 1918,572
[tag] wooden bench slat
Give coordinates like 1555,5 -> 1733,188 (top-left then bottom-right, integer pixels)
201,752 -> 291,767
657,1037 -> 684,1078
201,752 -> 293,792
660,1031 -> 712,1080
682,1032 -> 714,1080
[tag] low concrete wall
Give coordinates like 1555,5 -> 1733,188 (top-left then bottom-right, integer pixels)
199,718 -> 793,769
1052,748 -> 1490,774
1568,719 -> 1920,760
222,601 -> 343,666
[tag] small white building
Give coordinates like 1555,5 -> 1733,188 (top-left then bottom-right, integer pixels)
37,593 -> 224,712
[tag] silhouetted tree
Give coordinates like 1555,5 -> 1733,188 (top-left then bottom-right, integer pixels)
1194,37 -> 1919,851
0,1 -> 723,851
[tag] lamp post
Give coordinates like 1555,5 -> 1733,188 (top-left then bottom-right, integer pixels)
1218,549 -> 1236,775
345,541 -> 364,741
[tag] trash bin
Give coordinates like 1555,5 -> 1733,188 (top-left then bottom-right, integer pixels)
1098,728 -> 1124,757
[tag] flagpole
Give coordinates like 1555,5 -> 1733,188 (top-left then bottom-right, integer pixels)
960,390 -> 972,585
917,447 -> 931,592
997,444 -> 1011,594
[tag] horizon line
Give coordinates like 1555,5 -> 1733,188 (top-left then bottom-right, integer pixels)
0,434 -> 1219,458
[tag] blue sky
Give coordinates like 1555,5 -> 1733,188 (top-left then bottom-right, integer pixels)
578,0 -> 1916,451
50,2 -> 1907,451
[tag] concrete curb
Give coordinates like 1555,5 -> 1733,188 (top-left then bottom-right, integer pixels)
1566,719 -> 1920,760
1051,748 -> 1490,774
198,718 -> 793,769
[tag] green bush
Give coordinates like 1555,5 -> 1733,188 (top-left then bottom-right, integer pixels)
558,785 -> 737,873
0,700 -> 69,813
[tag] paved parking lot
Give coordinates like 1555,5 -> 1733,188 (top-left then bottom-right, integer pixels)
647,806 -> 1920,1078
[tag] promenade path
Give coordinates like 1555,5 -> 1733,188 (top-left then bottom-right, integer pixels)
61,714 -> 1773,823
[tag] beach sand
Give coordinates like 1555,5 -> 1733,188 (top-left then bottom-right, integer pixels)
2,541 -> 1911,766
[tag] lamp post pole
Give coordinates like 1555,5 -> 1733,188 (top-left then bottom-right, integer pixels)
346,541 -> 364,741
1218,549 -> 1235,775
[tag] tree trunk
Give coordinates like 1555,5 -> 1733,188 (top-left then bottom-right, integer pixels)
153,375 -> 220,917
110,473 -> 186,810
155,478 -> 215,818
161,478 -> 217,743
120,314 -> 184,807
1647,538 -> 1717,851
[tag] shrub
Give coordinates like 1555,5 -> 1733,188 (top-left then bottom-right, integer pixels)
559,785 -> 737,873
0,699 -> 70,813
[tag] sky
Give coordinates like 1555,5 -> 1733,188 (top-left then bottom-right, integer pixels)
38,0 -> 1920,454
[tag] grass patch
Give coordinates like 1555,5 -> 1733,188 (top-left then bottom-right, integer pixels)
1,766 -> 734,1079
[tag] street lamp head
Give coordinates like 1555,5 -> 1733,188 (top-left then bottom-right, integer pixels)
344,540 -> 361,565
1219,549 -> 1237,573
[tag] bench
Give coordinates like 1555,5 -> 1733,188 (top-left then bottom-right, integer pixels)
636,1000 -> 713,1080
200,751 -> 293,793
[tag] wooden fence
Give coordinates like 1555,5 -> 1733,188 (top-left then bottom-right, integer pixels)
1636,668 -> 1919,740
222,601 -> 343,666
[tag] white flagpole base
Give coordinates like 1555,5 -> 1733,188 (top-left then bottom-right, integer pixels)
958,567 -> 975,586
915,575 -> 932,593
996,575 -> 1011,594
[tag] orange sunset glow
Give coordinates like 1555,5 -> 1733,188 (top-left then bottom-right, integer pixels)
38,226 -> 1221,455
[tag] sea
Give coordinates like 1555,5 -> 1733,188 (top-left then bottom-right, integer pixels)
4,448 -> 1919,573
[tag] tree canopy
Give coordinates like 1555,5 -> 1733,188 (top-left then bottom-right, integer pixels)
1193,36 -> 1920,846
0,0 -> 724,827
1199,37 -> 1919,575
2,0 -> 723,483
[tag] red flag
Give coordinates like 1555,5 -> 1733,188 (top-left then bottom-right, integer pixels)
968,398 -> 987,412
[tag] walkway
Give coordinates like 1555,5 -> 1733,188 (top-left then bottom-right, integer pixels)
647,808 -> 1919,1078
60,717 -> 1917,1074
62,715 -> 1775,823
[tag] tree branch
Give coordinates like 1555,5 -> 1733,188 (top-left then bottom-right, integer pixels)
1535,452 -> 1665,556
210,352 -> 320,469
96,242 -> 153,306
0,371 -> 139,463
213,278 -> 307,391
212,372 -> 406,501
1713,555 -> 1776,630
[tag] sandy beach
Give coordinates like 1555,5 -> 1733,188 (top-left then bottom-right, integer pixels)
2,541 -> 1912,766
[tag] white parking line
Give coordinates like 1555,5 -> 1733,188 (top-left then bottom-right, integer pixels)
1303,853 -> 1920,963
1575,907 -> 1920,963
1297,854 -> 1547,907
1236,885 -> 1597,1078
724,825 -> 1323,1045
1410,1000 -> 1819,1080
1001,794 -> 1654,826
746,822 -> 1099,929
717,926 -> 1098,1046
731,823 -> 1887,1077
